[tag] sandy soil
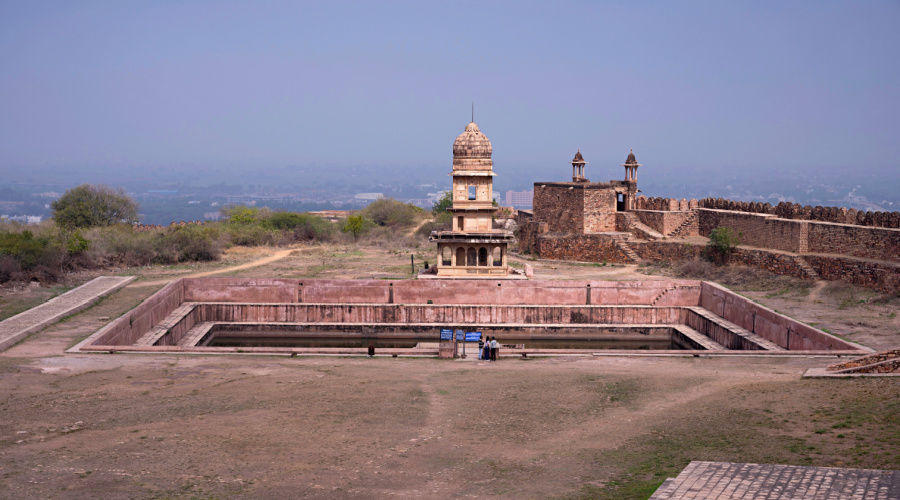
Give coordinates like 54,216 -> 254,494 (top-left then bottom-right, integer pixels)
0,243 -> 897,499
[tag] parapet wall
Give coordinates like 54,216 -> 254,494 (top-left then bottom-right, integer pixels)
632,210 -> 695,236
806,221 -> 900,263
696,209 -> 900,263
639,195 -> 900,230
90,280 -> 184,346
183,278 -> 703,307
699,282 -> 852,351
698,209 -> 805,253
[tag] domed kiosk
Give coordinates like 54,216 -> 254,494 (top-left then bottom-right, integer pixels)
428,121 -> 521,278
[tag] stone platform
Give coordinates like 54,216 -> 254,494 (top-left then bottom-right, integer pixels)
650,461 -> 900,499
0,276 -> 134,352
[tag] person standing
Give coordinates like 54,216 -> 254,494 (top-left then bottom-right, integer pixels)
478,335 -> 485,360
490,337 -> 498,362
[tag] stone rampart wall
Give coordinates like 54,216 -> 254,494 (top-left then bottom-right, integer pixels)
695,197 -> 900,229
632,210 -> 694,235
629,240 -> 900,293
583,189 -> 617,232
698,209 -> 804,253
806,222 -> 900,263
532,185 -> 584,233
636,196 -> 698,211
533,233 -> 630,264
92,280 -> 184,346
805,255 -> 900,294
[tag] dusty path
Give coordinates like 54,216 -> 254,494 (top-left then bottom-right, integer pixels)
805,280 -> 827,303
130,248 -> 297,287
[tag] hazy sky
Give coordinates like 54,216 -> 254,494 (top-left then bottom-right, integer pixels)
1,1 -> 898,181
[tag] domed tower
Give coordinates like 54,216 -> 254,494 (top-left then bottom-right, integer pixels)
429,120 -> 518,278
622,149 -> 640,182
572,150 -> 588,182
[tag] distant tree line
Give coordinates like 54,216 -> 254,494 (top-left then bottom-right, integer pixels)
0,184 -> 430,284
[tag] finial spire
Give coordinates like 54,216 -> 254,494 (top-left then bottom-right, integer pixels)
471,102 -> 474,123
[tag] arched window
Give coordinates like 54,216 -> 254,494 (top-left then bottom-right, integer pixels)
467,247 -> 477,266
492,247 -> 502,266
442,246 -> 451,266
456,247 -> 465,267
478,247 -> 488,266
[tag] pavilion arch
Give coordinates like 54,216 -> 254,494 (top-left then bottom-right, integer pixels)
442,246 -> 452,266
467,247 -> 477,266
492,247 -> 502,266
456,247 -> 466,267
478,247 -> 488,266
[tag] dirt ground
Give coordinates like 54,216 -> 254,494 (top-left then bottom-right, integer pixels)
0,243 -> 898,499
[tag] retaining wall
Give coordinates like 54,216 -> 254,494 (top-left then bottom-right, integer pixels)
196,303 -> 686,326
181,278 -> 703,307
632,210 -> 693,236
91,280 -> 184,346
806,222 -> 900,263
699,281 -> 853,351
698,209 -> 805,253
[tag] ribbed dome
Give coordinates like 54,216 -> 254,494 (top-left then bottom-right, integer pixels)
623,149 -> 638,166
453,121 -> 492,159
572,150 -> 586,164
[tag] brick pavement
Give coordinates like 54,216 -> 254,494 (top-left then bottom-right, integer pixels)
650,461 -> 900,499
0,276 -> 134,352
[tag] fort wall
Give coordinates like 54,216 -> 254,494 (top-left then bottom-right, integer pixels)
531,233 -> 629,263
806,222 -> 900,263
697,209 -> 805,253
631,210 -> 694,236
583,189 -> 618,232
532,184 -> 584,233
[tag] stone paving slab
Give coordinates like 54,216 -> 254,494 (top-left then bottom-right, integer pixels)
0,276 -> 134,352
649,461 -> 900,499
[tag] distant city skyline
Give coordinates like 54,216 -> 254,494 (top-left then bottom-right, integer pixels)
1,1 -> 898,181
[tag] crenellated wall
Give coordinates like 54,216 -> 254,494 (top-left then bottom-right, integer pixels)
697,209 -> 805,253
806,222 -> 900,263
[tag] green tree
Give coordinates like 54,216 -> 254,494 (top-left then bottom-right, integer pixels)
342,215 -> 372,239
360,197 -> 423,228
706,226 -> 742,264
431,191 -> 453,215
52,184 -> 139,229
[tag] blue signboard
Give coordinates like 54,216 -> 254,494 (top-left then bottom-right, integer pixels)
440,329 -> 452,340
465,331 -> 481,342
455,330 -> 465,341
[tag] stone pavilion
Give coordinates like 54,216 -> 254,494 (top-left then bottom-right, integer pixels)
429,120 -> 518,278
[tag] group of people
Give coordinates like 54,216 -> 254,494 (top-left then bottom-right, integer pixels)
478,336 -> 499,361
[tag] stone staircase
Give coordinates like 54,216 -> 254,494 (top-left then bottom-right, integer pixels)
134,303 -> 196,346
793,256 -> 820,280
614,239 -> 644,264
621,212 -> 664,240
666,210 -> 699,238
650,284 -> 699,306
